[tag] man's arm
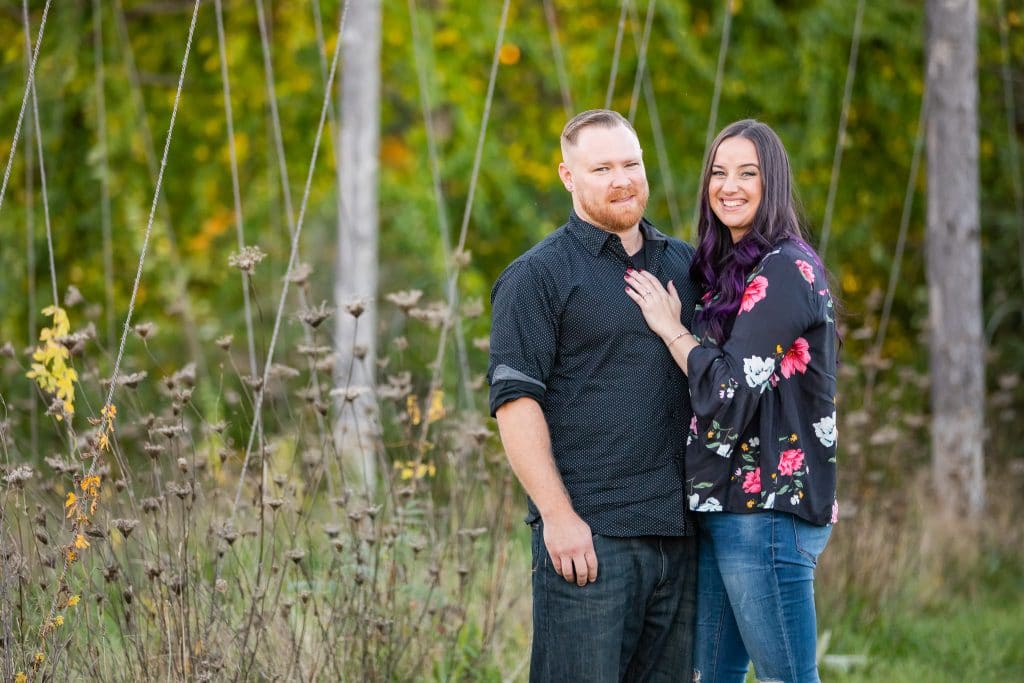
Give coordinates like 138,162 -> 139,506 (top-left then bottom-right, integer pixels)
496,396 -> 597,586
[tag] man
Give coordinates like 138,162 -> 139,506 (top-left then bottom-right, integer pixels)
488,109 -> 701,682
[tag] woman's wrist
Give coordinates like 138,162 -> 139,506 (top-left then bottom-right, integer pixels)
665,329 -> 692,348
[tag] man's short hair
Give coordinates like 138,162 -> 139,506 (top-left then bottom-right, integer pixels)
561,109 -> 637,149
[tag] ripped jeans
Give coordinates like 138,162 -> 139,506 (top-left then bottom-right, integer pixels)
692,511 -> 832,683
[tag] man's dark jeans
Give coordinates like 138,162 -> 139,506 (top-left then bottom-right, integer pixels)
530,523 -> 698,682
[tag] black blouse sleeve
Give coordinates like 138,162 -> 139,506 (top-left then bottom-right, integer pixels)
685,248 -> 819,451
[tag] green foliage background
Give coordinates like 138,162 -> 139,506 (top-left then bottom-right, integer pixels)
0,0 -> 1019,483
0,0 -> 1008,479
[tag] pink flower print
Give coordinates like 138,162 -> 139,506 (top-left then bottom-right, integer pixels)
780,337 -> 810,378
738,276 -> 768,314
795,259 -> 815,285
778,448 -> 805,476
689,415 -> 698,434
742,467 -> 762,494
831,499 -> 839,524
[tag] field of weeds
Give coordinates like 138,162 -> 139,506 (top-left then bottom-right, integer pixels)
2,290 -> 1022,681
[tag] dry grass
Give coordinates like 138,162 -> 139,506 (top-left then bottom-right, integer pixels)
0,288 -> 532,682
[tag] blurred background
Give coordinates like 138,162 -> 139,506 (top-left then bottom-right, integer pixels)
0,1 -> 1021,680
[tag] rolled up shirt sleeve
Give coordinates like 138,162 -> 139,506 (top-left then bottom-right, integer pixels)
488,258 -> 559,417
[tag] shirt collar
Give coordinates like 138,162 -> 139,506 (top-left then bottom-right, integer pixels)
566,210 -> 667,257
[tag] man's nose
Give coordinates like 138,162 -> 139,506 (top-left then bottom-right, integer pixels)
611,169 -> 630,186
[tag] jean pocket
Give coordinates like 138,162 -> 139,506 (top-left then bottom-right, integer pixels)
531,521 -> 545,572
792,517 -> 832,566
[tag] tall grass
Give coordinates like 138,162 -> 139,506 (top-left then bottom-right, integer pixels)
1,279 -> 1022,681
0,284 -> 531,681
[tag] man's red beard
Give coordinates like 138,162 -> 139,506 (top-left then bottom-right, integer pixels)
578,184 -> 650,233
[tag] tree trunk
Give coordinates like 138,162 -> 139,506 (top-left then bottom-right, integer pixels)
334,0 -> 381,490
925,0 -> 985,523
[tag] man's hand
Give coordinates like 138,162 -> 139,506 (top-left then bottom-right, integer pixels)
495,397 -> 598,586
542,510 -> 598,586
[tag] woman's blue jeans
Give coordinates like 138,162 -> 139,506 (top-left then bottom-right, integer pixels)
693,511 -> 832,683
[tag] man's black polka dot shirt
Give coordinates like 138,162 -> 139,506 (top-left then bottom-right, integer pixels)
488,212 -> 699,537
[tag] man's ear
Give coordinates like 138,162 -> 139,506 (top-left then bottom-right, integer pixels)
558,162 -> 574,192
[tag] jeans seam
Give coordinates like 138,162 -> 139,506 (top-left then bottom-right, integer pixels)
769,513 -> 797,681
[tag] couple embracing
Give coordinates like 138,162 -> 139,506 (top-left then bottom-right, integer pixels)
488,110 -> 838,683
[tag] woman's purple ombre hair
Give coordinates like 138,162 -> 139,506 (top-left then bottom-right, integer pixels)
690,119 -> 821,343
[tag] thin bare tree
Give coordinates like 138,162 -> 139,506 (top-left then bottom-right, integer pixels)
925,0 -> 985,523
334,0 -> 382,489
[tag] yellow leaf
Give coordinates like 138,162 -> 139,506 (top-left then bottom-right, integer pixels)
426,390 -> 445,424
81,475 -> 101,495
406,395 -> 421,426
74,534 -> 90,550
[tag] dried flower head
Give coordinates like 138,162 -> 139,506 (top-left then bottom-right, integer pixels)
345,299 -> 367,318
167,363 -> 197,389
118,371 -> 148,389
408,302 -> 450,329
228,245 -> 267,273
133,322 -> 156,340
297,344 -> 331,357
269,364 -> 300,380
462,297 -> 484,318
298,301 -> 333,329
452,248 -> 472,267
377,372 -> 412,401
3,465 -> 35,488
243,375 -> 264,391
458,527 -> 488,539
330,385 -> 369,403
64,285 -> 84,307
385,289 -> 423,312
215,334 -> 233,350
286,262 -> 312,285
168,481 -> 192,499
111,519 -> 140,538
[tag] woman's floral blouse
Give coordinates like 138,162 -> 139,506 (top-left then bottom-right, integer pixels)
685,239 -> 838,526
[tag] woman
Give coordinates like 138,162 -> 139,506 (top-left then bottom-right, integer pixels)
624,119 -> 838,683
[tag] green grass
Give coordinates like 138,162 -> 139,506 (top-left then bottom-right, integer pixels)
819,563 -> 1024,681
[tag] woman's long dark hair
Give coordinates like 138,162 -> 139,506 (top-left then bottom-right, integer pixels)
690,119 -> 822,343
